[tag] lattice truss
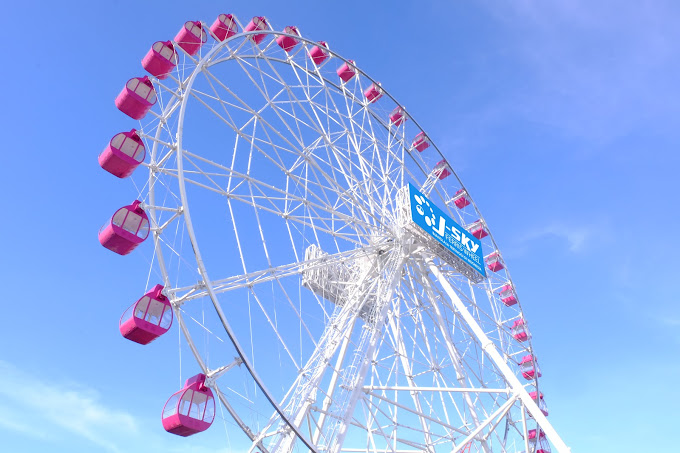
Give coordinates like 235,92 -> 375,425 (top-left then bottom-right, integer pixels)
119,19 -> 566,453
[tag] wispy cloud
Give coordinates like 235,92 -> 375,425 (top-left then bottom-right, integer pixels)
520,222 -> 595,253
659,317 -> 680,327
0,361 -> 246,452
480,0 -> 680,145
0,361 -> 137,452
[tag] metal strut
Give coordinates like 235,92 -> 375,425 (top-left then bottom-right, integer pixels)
425,258 -> 571,453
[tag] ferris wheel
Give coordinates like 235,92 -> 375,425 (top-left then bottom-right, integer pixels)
97,12 -> 570,453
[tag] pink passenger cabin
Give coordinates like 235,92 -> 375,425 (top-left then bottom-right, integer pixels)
99,200 -> 150,256
276,26 -> 300,52
510,318 -> 530,342
175,21 -> 207,56
119,284 -> 173,345
499,283 -> 517,306
412,132 -> 430,152
434,160 -> 452,179
337,60 -> 357,82
529,391 -> 549,416
115,76 -> 157,120
162,373 -> 216,436
528,430 -> 550,453
528,429 -> 545,440
364,82 -> 383,103
211,14 -> 238,41
245,16 -> 269,44
485,251 -> 504,272
142,41 -> 178,79
468,219 -> 488,239
390,106 -> 408,126
519,354 -> 542,380
451,189 -> 470,209
309,41 -> 330,65
99,129 -> 145,178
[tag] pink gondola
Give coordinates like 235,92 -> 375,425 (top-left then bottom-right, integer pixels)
468,219 -> 488,239
99,129 -> 145,178
519,354 -> 542,380
119,284 -> 173,345
276,26 -> 300,52
412,132 -> 430,152
364,82 -> 383,103
175,21 -> 207,56
434,160 -> 451,179
390,106 -> 407,126
337,60 -> 357,82
115,76 -> 157,120
244,16 -> 269,44
510,318 -> 530,342
452,189 -> 470,209
309,41 -> 329,65
211,14 -> 238,41
142,41 -> 177,79
485,251 -> 504,272
99,200 -> 150,256
529,391 -> 549,416
499,283 -> 517,306
529,430 -> 550,453
528,429 -> 545,440
162,374 -> 215,436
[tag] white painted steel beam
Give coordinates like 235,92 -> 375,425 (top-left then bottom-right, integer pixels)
427,260 -> 571,453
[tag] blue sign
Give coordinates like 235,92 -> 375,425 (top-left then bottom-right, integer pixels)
408,184 -> 486,277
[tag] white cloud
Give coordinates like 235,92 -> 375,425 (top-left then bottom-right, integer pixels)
480,0 -> 680,144
0,361 -> 137,452
0,361 -> 248,452
521,222 -> 594,253
0,404 -> 48,439
660,317 -> 680,327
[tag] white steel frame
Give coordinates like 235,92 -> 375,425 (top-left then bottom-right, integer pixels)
121,14 -> 571,453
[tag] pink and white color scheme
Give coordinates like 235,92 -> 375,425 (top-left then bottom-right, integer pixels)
99,200 -> 150,256
412,132 -> 430,152
528,429 -> 545,440
519,354 -> 542,380
485,251 -> 504,272
162,373 -> 216,437
510,318 -> 530,342
276,26 -> 300,52
115,76 -> 157,120
467,219 -> 488,239
529,429 -> 550,453
174,21 -> 207,56
434,160 -> 452,179
309,41 -> 329,65
390,106 -> 407,126
119,284 -> 173,345
364,82 -> 383,103
142,41 -> 177,80
529,391 -> 549,416
337,60 -> 357,82
99,129 -> 145,178
451,189 -> 471,209
244,16 -> 269,44
210,14 -> 238,41
499,283 -> 517,306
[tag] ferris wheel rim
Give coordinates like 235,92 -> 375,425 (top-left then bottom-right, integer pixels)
171,31 -> 322,452
136,19 -> 553,452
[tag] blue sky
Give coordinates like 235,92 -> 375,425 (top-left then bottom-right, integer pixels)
1,0 -> 679,452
